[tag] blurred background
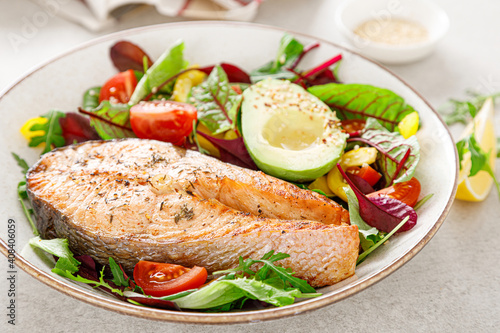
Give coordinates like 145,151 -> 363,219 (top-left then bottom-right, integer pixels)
2,0 -> 500,106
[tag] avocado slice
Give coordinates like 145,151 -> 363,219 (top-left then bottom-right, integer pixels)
241,79 -> 347,182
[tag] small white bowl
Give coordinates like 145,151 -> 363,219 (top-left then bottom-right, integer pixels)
336,0 -> 449,64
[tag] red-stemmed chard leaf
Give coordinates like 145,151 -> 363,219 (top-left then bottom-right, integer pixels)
197,132 -> 258,170
189,65 -> 242,135
306,68 -> 340,86
291,54 -> 342,88
287,67 -> 340,89
78,101 -> 136,140
289,42 -> 320,70
348,118 -> 420,184
338,164 -> 417,233
308,83 -> 417,131
295,54 -> 342,82
110,41 -> 153,72
199,63 -> 251,83
59,112 -> 101,145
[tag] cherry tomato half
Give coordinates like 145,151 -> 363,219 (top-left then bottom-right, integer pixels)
99,69 -> 137,104
133,261 -> 207,297
129,100 -> 197,146
367,177 -> 421,207
341,119 -> 366,135
346,165 -> 382,187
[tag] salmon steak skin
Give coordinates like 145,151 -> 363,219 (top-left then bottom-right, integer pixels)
27,139 -> 359,287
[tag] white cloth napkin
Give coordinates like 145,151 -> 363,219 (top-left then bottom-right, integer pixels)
29,0 -> 263,32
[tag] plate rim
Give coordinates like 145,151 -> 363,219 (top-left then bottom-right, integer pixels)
0,20 -> 458,324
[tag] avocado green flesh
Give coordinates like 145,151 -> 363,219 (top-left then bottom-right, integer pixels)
247,148 -> 342,182
241,79 -> 347,182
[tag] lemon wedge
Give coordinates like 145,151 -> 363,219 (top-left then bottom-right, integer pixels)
455,98 -> 497,201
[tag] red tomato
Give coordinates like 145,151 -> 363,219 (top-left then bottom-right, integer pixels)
347,165 -> 382,187
341,119 -> 366,135
367,177 -> 421,207
129,100 -> 197,145
99,69 -> 137,104
133,261 -> 207,297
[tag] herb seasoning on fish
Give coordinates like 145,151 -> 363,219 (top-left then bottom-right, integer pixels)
174,204 -> 194,223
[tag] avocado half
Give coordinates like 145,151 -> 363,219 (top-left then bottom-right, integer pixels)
241,79 -> 347,182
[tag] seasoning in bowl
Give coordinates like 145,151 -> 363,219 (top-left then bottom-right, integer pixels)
353,18 -> 429,45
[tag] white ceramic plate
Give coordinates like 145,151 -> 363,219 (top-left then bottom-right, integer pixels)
0,22 -> 457,324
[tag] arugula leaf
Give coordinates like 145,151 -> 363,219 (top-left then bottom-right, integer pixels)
308,83 -> 416,131
109,257 -> 128,287
250,33 -> 304,82
28,110 -> 66,154
53,266 -> 124,296
82,87 -> 101,111
29,237 -> 80,273
11,152 -> 30,174
345,187 -> 385,251
213,250 -> 316,293
78,101 -> 135,140
11,153 -> 38,235
456,134 -> 500,197
16,180 -> 38,236
190,65 -> 242,134
129,40 -> 188,104
353,118 -> 420,184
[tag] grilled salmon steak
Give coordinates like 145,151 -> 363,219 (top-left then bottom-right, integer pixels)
27,139 -> 358,287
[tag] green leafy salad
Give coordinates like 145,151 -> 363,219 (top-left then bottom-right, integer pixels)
14,33 -> 432,312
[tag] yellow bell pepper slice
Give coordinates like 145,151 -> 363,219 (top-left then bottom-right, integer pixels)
309,175 -> 334,196
196,123 -> 224,158
20,117 -> 48,144
326,147 -> 379,201
326,166 -> 348,202
172,67 -> 207,103
223,129 -> 239,140
340,147 -> 378,168
398,112 -> 419,139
